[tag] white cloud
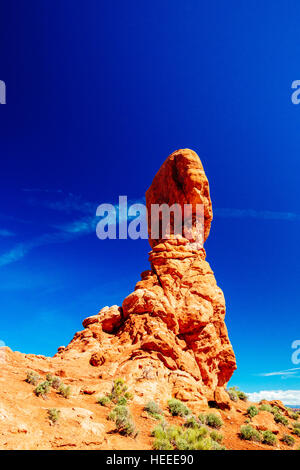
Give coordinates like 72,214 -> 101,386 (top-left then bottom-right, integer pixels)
247,390 -> 300,406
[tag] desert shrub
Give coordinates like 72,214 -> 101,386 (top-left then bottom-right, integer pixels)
289,412 -> 299,421
117,396 -> 127,406
184,416 -> 201,429
262,430 -> 277,446
109,405 -> 137,436
51,377 -> 61,390
259,404 -> 273,413
198,413 -> 206,424
151,424 -> 166,439
293,423 -> 300,436
97,396 -> 111,406
211,441 -> 226,450
108,378 -> 131,402
26,371 -> 40,385
153,438 -> 173,450
205,413 -> 223,429
58,384 -> 71,399
115,415 -> 136,436
282,434 -> 295,446
210,430 -> 223,443
237,391 -> 248,401
273,412 -> 288,426
144,401 -> 163,418
227,387 -> 238,402
152,423 -> 224,451
168,399 -> 190,417
240,425 -> 262,442
227,386 -> 247,402
100,378 -> 132,405
108,405 -> 129,421
46,373 -> 54,385
247,405 -> 259,418
47,408 -> 60,423
34,381 -> 50,397
271,406 -> 280,415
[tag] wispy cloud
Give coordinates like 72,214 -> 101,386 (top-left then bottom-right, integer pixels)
0,229 -> 15,237
257,368 -> 300,379
214,208 -> 300,221
0,192 -> 104,267
1,189 -> 299,268
25,192 -> 96,214
22,188 -> 63,194
0,227 -> 93,267
247,390 -> 300,406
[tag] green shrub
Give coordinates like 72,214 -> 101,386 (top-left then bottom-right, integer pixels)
97,396 -> 111,406
108,405 -> 137,436
210,430 -> 223,443
259,404 -> 273,413
227,387 -> 238,402
198,413 -> 206,424
117,396 -> 127,406
108,378 -> 131,403
205,413 -> 223,429
168,399 -> 190,417
34,381 -> 50,397
151,424 -> 166,439
237,391 -> 248,401
293,423 -> 300,436
26,371 -> 40,385
289,412 -> 299,421
227,386 -> 247,402
247,405 -> 259,418
273,412 -> 288,426
282,434 -> 295,446
58,384 -> 71,399
184,416 -> 201,429
108,405 -> 129,421
271,406 -> 280,415
262,430 -> 277,446
144,401 -> 163,417
151,423 -> 220,451
240,425 -> 262,442
47,408 -> 60,423
115,415 -> 136,436
46,374 -> 54,385
51,376 -> 61,390
153,438 -> 173,450
211,442 -> 226,450
100,378 -> 132,405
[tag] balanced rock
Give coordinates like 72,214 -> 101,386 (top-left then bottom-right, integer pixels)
60,149 -> 236,409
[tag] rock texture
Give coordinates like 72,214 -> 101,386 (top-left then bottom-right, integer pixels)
60,149 -> 236,409
1,349 -> 297,450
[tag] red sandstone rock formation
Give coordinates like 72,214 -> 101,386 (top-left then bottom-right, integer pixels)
60,149 -> 236,409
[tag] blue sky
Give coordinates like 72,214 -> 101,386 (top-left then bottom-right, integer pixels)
0,0 -> 300,403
